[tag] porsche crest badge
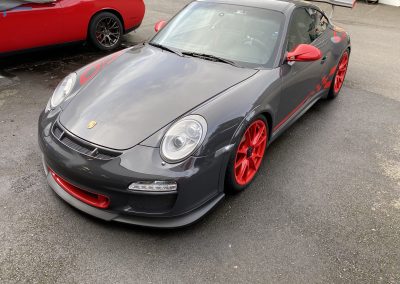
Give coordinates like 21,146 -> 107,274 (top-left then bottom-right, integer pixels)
87,120 -> 97,129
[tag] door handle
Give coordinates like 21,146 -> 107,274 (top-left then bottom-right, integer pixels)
321,56 -> 327,64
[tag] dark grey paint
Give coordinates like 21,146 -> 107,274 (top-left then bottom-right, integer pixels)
60,45 -> 257,150
39,0 -> 351,227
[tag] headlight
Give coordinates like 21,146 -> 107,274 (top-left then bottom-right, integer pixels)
161,115 -> 207,163
50,72 -> 77,109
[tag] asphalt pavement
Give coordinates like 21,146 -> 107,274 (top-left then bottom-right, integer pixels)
0,1 -> 399,283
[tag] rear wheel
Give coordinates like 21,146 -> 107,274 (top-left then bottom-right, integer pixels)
225,116 -> 268,193
328,50 -> 350,99
89,12 -> 123,51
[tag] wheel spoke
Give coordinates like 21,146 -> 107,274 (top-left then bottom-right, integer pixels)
254,136 -> 266,148
248,157 -> 257,171
253,153 -> 263,159
245,131 -> 252,146
237,160 -> 248,181
250,125 -> 257,143
235,157 -> 247,169
252,128 -> 265,146
237,145 -> 247,155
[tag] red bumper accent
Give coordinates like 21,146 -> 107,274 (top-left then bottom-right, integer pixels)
49,169 -> 110,209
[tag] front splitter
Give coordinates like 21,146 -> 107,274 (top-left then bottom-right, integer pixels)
44,156 -> 225,228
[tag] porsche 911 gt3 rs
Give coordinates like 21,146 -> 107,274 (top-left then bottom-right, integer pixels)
39,0 -> 353,228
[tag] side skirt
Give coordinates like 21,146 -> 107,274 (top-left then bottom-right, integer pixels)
269,92 -> 325,144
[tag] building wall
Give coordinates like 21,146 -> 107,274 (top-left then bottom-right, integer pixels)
379,0 -> 400,6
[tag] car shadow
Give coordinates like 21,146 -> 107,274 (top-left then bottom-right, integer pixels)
0,39 -> 139,71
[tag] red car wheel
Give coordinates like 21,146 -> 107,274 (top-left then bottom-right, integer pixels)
226,116 -> 268,192
328,50 -> 350,99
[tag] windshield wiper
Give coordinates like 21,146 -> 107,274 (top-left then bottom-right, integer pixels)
182,52 -> 241,67
148,42 -> 183,57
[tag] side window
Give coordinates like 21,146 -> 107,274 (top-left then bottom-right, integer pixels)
316,11 -> 329,36
309,9 -> 329,39
286,8 -> 314,52
286,8 -> 329,52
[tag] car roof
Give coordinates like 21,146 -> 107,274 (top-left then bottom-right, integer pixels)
197,0 -> 310,12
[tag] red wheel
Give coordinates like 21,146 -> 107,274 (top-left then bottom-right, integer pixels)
226,116 -> 268,192
328,50 -> 349,99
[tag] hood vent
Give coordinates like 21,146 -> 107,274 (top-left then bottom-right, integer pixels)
52,122 -> 121,160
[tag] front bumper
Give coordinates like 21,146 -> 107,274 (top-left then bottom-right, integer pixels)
39,111 -> 228,228
45,161 -> 224,228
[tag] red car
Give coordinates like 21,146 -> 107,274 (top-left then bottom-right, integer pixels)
0,0 -> 145,54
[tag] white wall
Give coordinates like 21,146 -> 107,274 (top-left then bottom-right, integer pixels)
379,0 -> 400,6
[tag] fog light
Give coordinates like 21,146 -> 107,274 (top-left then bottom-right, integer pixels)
128,181 -> 177,193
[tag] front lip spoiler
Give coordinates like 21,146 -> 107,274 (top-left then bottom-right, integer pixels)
44,158 -> 224,228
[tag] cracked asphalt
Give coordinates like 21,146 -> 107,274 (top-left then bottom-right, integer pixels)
0,1 -> 399,283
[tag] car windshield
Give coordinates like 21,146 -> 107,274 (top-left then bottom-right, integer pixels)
150,2 -> 284,68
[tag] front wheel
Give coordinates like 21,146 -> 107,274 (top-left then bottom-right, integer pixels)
225,116 -> 269,193
89,12 -> 123,51
328,50 -> 350,99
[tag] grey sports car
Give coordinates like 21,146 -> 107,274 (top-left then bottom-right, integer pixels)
39,0 -> 352,228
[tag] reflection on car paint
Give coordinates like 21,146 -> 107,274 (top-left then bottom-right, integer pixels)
79,49 -> 126,85
2,6 -> 32,17
331,30 -> 347,43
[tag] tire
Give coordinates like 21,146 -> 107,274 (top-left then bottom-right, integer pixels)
225,115 -> 269,193
327,49 -> 350,100
89,12 -> 123,51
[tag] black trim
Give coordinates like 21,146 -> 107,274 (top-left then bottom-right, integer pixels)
51,121 -> 122,160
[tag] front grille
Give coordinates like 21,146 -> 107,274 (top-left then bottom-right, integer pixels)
52,122 -> 121,160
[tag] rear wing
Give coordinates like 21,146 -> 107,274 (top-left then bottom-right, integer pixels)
304,0 -> 355,8
0,0 -> 56,12
304,0 -> 355,18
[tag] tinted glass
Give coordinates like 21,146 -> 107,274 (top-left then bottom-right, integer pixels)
151,2 -> 284,68
313,10 -> 329,37
287,8 -> 329,51
287,8 -> 314,51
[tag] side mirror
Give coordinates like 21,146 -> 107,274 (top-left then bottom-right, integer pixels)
154,20 -> 167,32
287,44 -> 322,62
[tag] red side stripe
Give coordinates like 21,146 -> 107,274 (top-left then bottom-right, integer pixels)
273,61 -> 339,133
273,95 -> 310,132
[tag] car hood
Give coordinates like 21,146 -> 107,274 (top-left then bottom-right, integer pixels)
60,45 -> 258,150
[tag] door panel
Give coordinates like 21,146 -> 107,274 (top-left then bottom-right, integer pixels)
58,0 -> 92,42
310,10 -> 335,87
0,1 -> 63,53
275,7 -> 326,131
